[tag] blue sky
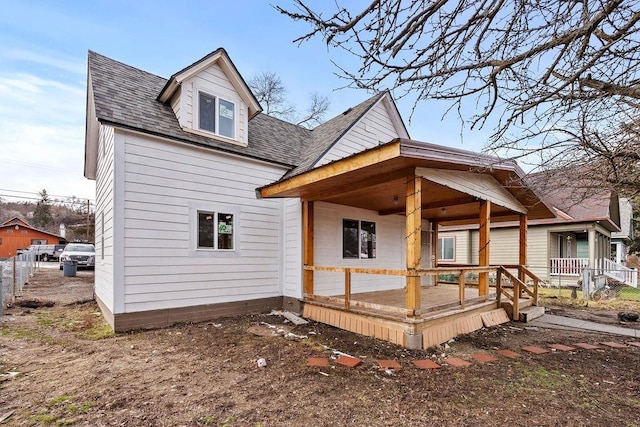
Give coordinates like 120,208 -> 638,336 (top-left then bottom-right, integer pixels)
0,1 -> 492,206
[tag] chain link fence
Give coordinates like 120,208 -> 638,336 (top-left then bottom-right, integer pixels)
1,249 -> 37,316
537,264 -> 640,302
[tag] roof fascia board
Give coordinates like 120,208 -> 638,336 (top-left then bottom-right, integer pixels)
381,92 -> 410,139
259,140 -> 402,198
400,139 -> 525,176
84,69 -> 99,180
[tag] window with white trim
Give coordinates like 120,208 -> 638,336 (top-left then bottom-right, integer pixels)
438,236 -> 455,261
198,211 -> 234,250
343,219 -> 376,259
198,91 -> 235,139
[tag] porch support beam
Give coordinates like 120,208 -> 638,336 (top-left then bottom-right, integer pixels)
303,200 -> 314,295
432,222 -> 439,269
478,200 -> 491,295
405,174 -> 422,315
519,213 -> 528,282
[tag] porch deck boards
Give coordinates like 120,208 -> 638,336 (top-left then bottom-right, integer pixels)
334,284 -> 495,318
304,283 -> 529,349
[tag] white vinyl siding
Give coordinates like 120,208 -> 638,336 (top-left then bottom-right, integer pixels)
94,125 -> 116,310
313,202 -> 405,296
182,63 -> 248,145
119,131 -> 287,313
464,226 -> 555,280
438,230 -> 471,264
316,99 -> 401,167
282,198 -> 302,299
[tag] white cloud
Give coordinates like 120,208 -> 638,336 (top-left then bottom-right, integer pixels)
0,59 -> 92,202
4,48 -> 85,76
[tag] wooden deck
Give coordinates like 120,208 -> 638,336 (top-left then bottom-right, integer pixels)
302,265 -> 540,350
303,284 -> 519,349
319,284 -> 495,321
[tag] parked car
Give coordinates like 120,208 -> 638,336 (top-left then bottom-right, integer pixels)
59,243 -> 96,270
31,244 -> 66,262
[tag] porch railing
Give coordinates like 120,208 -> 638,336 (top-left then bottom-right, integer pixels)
303,265 -> 529,319
496,265 -> 540,321
601,259 -> 638,287
550,258 -> 588,276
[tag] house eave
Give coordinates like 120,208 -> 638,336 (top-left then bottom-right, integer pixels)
258,138 -> 555,223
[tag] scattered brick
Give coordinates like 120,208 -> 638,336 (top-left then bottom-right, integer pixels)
335,355 -> 362,368
376,359 -> 402,370
413,359 -> 441,370
600,341 -> 630,349
626,341 -> 640,348
573,342 -> 602,350
521,346 -> 550,355
496,349 -> 521,359
307,357 -> 329,367
548,344 -> 576,352
471,353 -> 499,363
444,357 -> 472,368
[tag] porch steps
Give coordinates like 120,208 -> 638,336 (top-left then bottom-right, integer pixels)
518,306 -> 546,323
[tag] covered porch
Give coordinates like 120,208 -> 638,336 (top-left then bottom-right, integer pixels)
258,138 -> 555,349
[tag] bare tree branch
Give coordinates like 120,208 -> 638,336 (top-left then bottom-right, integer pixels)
278,0 -> 640,195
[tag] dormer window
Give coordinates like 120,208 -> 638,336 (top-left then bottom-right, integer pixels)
198,91 -> 235,139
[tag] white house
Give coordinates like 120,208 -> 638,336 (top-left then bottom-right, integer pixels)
85,49 -> 555,349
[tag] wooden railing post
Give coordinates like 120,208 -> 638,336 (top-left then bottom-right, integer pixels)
344,268 -> 351,310
496,267 -> 502,307
512,278 -> 520,321
458,269 -> 466,309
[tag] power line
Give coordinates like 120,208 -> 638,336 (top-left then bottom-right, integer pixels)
0,189 -> 94,203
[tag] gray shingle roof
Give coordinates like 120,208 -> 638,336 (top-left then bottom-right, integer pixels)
88,51 -> 311,167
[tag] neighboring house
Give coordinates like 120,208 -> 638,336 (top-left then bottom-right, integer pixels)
439,188 -> 637,287
85,49 -> 555,349
0,217 -> 64,258
611,198 -> 634,265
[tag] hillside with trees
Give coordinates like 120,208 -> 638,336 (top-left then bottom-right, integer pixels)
0,190 -> 94,243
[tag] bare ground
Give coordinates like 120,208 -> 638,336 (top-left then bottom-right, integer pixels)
1,269 -> 639,426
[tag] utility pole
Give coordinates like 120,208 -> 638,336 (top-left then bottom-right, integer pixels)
86,199 -> 90,242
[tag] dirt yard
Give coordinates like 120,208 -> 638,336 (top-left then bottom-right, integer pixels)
1,269 -> 639,426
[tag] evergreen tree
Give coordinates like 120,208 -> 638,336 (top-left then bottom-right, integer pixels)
32,189 -> 53,230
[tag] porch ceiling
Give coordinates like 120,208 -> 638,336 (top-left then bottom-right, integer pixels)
258,138 -> 555,225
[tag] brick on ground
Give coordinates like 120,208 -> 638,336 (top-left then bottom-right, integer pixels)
413,359 -> 441,370
521,345 -> 550,355
335,355 -> 362,368
444,357 -> 472,368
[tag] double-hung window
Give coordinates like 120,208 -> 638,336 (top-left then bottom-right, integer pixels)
198,211 -> 234,250
198,91 -> 235,139
438,236 -> 455,262
343,219 -> 376,259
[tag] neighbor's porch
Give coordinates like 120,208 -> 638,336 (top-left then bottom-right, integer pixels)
258,139 -> 555,349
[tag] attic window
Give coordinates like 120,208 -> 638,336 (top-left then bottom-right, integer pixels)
198,91 -> 235,139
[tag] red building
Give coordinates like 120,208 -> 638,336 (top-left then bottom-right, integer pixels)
0,217 -> 64,258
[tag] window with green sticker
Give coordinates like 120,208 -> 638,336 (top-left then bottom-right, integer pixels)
198,211 -> 234,250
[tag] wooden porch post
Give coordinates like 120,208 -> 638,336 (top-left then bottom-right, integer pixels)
478,200 -> 491,296
406,174 -> 422,315
432,221 -> 439,269
519,213 -> 528,282
303,200 -> 314,295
